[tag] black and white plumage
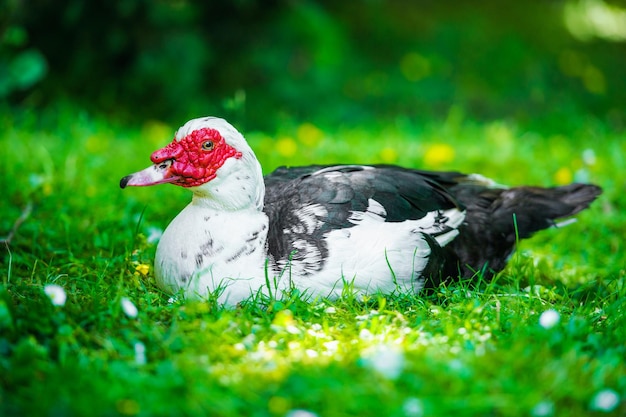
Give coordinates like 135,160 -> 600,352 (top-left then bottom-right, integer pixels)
120,117 -> 602,305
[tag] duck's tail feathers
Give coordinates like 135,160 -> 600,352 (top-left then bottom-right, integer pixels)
498,183 -> 602,239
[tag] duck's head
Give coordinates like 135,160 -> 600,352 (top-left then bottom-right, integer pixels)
121,117 -> 264,210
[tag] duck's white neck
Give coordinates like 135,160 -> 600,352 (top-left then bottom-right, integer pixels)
189,151 -> 265,212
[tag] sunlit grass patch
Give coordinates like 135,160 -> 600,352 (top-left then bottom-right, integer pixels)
1,106 -> 625,416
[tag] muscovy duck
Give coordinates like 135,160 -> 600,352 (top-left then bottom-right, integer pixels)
120,117 -> 602,305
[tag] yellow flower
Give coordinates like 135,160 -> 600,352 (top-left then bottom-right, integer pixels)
42,182 -> 53,196
134,263 -> 150,276
424,143 -> 455,167
297,123 -> 324,147
276,137 -> 297,157
272,309 -> 296,328
554,167 -> 573,185
268,396 -> 290,415
142,120 -> 173,147
379,147 -> 398,163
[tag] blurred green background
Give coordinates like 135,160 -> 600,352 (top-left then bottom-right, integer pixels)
2,4 -> 626,416
2,0 -> 626,131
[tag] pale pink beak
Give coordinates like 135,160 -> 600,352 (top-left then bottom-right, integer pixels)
120,160 -> 180,188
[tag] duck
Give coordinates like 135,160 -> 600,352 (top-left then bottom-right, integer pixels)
120,117 -> 602,306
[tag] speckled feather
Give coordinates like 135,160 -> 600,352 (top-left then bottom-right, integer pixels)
264,165 -> 463,277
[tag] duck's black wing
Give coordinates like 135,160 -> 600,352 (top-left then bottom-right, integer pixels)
263,165 -> 466,283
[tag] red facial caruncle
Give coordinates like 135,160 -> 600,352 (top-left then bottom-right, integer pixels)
151,128 -> 242,187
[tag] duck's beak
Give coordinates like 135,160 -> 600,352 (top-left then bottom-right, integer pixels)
120,160 -> 180,188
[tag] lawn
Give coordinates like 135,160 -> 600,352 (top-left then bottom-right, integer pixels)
1,106 -> 624,416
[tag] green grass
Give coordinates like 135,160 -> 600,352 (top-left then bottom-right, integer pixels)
1,105 -> 625,416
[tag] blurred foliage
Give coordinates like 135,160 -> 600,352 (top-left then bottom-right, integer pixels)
2,0 -> 626,130
0,23 -> 47,98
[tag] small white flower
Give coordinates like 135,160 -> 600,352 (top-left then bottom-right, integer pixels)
323,306 -> 336,314
134,342 -> 146,365
582,149 -> 597,166
590,389 -> 620,412
449,346 -> 462,355
305,349 -> 318,358
539,309 -> 560,329
403,397 -> 424,417
531,400 -> 555,417
146,226 -> 163,244
44,284 -> 66,307
359,328 -> 374,341
323,340 -> 339,352
306,327 -> 326,338
285,410 -> 318,417
364,345 -> 405,380
121,297 -> 138,318
285,324 -> 301,335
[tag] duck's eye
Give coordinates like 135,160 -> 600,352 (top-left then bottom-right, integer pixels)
201,141 -> 214,151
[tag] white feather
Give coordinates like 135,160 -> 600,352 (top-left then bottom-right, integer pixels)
464,173 -> 507,189
286,200 -> 466,300
154,202 -> 272,305
412,208 -> 466,246
290,204 -> 327,234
